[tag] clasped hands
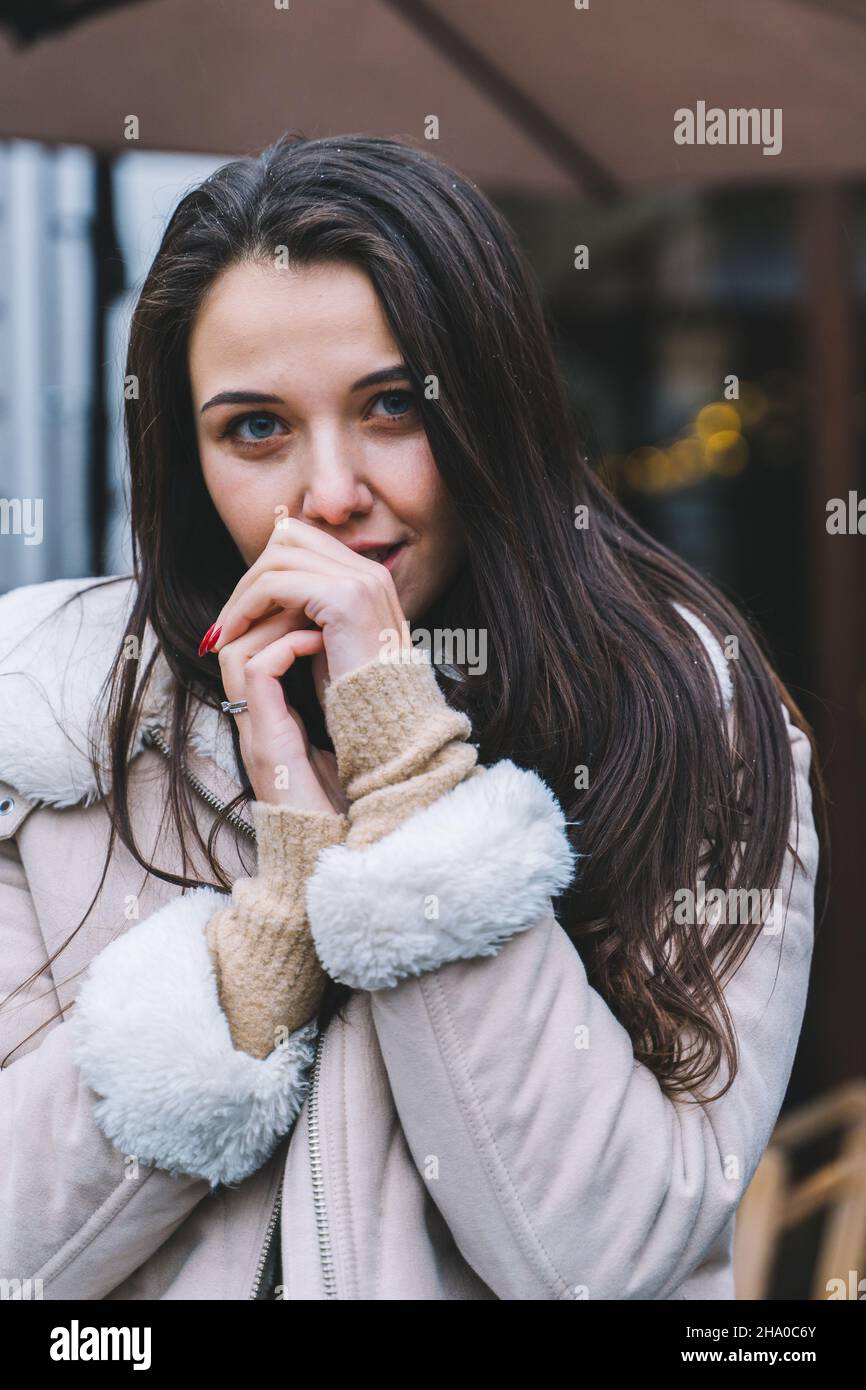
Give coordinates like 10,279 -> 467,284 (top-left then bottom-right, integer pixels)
199,519 -> 411,814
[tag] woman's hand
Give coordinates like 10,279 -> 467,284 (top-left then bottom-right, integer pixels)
216,609 -> 347,814
203,518 -> 412,692
206,518 -> 413,813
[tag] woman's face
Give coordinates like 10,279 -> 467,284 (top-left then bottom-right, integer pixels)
188,258 -> 466,623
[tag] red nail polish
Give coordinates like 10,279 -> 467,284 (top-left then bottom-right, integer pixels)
206,625 -> 222,653
198,624 -> 215,657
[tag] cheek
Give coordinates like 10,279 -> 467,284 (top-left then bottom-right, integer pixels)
390,448 -> 456,534
405,472 -> 466,590
200,453 -> 277,558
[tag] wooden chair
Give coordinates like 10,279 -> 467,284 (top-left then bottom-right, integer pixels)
734,1079 -> 866,1299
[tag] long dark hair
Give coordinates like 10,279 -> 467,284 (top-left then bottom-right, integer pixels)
2,132 -> 827,1100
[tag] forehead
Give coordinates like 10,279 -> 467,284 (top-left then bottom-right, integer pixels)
187,259 -> 399,396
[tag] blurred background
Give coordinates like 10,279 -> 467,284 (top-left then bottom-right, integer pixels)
0,0 -> 864,1299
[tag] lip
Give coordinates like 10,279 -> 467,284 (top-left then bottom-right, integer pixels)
343,540 -> 408,570
382,542 -> 406,573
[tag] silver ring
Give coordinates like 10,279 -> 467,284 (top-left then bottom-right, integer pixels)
221,698 -> 249,715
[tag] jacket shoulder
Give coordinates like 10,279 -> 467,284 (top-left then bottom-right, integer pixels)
0,575 -> 148,807
0,575 -> 132,651
672,602 -> 734,710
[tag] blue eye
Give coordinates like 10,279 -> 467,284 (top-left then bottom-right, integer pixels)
369,389 -> 417,421
235,414 -> 280,441
218,412 -> 289,450
218,390 -> 418,452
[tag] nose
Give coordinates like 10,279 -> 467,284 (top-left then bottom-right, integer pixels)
300,441 -> 373,526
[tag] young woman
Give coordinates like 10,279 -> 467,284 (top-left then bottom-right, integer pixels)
0,132 -> 822,1301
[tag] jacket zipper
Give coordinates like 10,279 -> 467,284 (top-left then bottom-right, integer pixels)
141,724 -> 256,841
308,1027 -> 338,1297
249,1173 -> 284,1299
142,721 -> 336,1299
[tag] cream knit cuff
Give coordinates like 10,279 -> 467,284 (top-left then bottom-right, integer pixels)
205,802 -> 349,1059
250,800 -> 350,888
323,649 -> 474,802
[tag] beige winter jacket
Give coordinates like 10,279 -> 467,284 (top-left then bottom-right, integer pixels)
0,575 -> 818,1299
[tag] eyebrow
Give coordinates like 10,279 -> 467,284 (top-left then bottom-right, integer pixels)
199,363 -> 412,414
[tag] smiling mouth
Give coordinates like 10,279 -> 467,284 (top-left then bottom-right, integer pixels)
367,543 -> 406,567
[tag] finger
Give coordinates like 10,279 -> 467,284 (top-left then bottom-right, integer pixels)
273,516 -> 382,570
212,569 -> 378,654
217,608 -> 309,704
208,522 -> 372,636
241,628 -> 325,752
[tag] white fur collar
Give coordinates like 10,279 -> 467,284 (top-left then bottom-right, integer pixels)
0,575 -> 237,808
0,577 -> 732,810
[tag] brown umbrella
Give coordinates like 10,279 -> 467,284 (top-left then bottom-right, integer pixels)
1,0 -> 865,199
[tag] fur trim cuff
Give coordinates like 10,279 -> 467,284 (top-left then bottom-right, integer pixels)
69,887 -> 317,1189
305,759 -> 578,990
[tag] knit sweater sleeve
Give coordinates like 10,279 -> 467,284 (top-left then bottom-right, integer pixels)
205,652 -> 475,1059
321,650 -> 481,849
205,803 -> 348,1059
